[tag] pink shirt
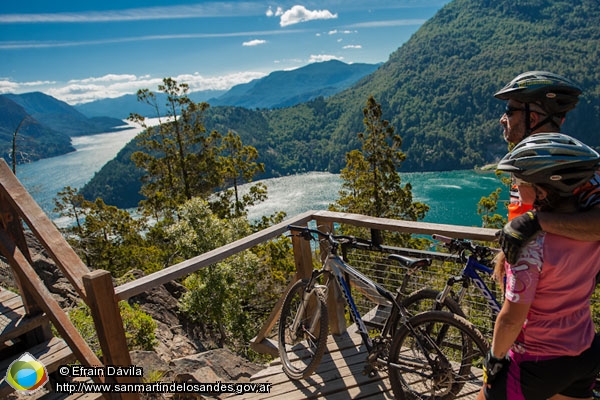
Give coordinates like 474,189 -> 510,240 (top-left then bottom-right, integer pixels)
505,232 -> 600,357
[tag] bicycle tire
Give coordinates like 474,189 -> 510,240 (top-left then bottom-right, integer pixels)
402,288 -> 466,317
278,279 -> 329,380
388,310 -> 489,400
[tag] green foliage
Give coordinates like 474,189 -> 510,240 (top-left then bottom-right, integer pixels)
169,197 -> 294,356
330,96 -> 429,247
68,301 -> 157,357
478,171 -> 510,229
54,188 -> 166,276
129,78 -> 223,218
211,131 -> 267,219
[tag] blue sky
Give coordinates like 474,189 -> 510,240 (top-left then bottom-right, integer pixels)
0,1 -> 450,105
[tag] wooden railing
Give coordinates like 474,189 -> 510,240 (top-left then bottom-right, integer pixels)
0,157 -> 499,396
112,208 -> 497,356
0,160 -> 138,400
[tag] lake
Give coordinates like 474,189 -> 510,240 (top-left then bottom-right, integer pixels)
13,125 -> 507,227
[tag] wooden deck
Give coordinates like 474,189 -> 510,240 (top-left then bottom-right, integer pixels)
223,326 -> 483,400
0,288 -> 104,400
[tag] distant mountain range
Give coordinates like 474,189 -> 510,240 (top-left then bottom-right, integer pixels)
208,60 -> 381,109
0,92 -> 125,164
0,60 -> 379,165
74,60 -> 381,119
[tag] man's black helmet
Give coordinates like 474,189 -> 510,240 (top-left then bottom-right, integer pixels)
497,133 -> 599,195
494,71 -> 582,117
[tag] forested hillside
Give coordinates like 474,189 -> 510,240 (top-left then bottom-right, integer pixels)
83,0 -> 600,208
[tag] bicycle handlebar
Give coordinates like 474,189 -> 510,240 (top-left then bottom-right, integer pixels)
432,234 -> 499,262
287,225 -> 354,245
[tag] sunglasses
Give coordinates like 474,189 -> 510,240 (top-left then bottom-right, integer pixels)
513,176 -> 533,187
504,105 -> 527,117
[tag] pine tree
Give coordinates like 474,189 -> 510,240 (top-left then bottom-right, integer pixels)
331,96 -> 429,222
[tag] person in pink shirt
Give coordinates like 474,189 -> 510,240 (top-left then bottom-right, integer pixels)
477,133 -> 600,400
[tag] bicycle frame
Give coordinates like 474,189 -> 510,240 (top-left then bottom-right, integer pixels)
318,249 -> 404,353
281,226 -> 491,393
435,236 -> 502,315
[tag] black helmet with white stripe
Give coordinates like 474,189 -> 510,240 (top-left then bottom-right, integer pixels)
495,71 -> 582,135
497,133 -> 599,195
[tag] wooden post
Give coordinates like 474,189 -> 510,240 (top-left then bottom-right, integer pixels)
315,219 -> 347,335
290,224 -> 314,280
82,270 -> 139,400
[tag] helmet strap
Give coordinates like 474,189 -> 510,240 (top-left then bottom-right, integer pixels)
524,103 -> 533,138
526,103 -> 560,135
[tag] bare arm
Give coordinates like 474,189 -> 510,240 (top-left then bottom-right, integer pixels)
491,300 -> 530,358
537,206 -> 600,241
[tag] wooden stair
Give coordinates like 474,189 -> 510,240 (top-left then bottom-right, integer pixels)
0,287 -> 102,399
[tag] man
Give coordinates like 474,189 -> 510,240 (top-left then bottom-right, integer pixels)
494,71 -> 600,263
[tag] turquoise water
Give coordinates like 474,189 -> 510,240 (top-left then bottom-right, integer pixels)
13,128 -> 507,227
243,170 -> 506,227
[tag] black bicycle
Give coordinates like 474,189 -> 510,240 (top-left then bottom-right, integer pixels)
278,225 -> 489,399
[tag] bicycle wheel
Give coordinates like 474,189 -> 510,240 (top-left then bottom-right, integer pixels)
402,288 -> 465,317
388,310 -> 489,400
278,279 -> 329,380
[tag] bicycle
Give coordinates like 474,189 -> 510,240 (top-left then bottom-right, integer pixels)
399,234 -> 500,335
278,225 -> 489,399
428,235 -> 600,397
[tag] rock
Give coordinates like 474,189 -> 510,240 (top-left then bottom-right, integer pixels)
0,232 -> 267,400
170,348 -> 263,383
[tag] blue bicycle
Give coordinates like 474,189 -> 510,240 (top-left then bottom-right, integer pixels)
401,234 -> 501,337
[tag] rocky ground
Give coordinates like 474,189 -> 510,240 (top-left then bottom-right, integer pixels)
1,233 -> 266,399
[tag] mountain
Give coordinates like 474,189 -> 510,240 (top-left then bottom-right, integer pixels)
74,61 -> 378,119
0,96 -> 74,164
75,90 -> 227,120
208,60 -> 381,109
4,92 -> 126,137
83,0 -> 600,209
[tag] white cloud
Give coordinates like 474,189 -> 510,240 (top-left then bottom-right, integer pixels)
0,3 -> 263,24
279,5 -> 337,27
308,54 -> 344,63
2,71 -> 267,105
343,45 -> 362,49
0,80 -> 20,94
0,29 -> 305,50
265,6 -> 284,17
242,39 -> 267,47
348,19 -> 426,28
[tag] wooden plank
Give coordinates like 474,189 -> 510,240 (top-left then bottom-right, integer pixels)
229,326 -> 483,400
1,289 -> 48,344
114,211 -> 315,301
0,230 -> 104,378
0,288 -> 19,302
0,160 -> 89,301
0,309 -> 48,344
0,337 -> 76,397
0,189 -> 38,315
311,210 -> 498,242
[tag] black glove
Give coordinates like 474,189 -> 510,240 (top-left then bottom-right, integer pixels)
497,211 -> 541,264
483,350 -> 510,386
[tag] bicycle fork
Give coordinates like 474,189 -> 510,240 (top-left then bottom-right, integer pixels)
436,275 -> 468,306
290,281 -> 328,341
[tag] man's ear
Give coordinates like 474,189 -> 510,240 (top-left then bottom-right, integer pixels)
534,185 -> 548,201
529,110 -> 541,127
